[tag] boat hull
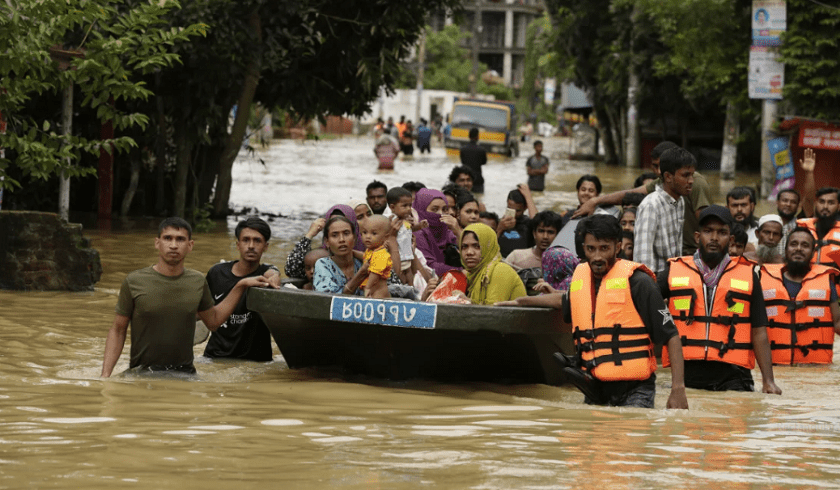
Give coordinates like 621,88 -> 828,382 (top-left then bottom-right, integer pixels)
248,287 -> 573,385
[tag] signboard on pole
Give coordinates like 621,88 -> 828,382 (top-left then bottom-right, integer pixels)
748,46 -> 784,99
768,135 -> 794,200
752,0 -> 786,46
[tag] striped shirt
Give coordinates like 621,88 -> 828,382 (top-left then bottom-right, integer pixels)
635,187 -> 685,273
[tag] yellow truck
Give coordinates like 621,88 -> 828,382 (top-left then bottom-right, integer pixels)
444,98 -> 519,158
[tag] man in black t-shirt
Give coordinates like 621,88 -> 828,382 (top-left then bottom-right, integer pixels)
204,218 -> 281,362
459,127 -> 487,193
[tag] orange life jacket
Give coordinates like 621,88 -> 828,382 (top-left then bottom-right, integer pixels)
663,256 -> 755,370
569,260 -> 658,382
760,263 -> 836,365
797,218 -> 840,268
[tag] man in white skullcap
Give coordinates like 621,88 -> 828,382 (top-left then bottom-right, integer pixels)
744,214 -> 784,265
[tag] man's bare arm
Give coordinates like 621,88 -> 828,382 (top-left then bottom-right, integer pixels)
665,335 -> 688,409
495,292 -> 564,309
752,326 -> 782,394
198,276 -> 270,330
572,184 -> 649,219
801,148 -> 816,217
830,301 -> 840,335
101,314 -> 130,378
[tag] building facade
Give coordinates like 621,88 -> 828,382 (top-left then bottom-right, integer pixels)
431,0 -> 544,88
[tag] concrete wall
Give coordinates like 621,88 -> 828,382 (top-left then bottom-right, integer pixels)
0,211 -> 101,291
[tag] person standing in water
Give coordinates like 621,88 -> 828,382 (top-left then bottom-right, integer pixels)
525,140 -> 549,192
101,217 -> 271,377
498,215 -> 688,409
460,128 -> 487,194
204,217 -> 282,363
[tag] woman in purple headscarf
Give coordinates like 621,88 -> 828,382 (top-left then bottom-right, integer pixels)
413,188 -> 460,277
284,204 -> 366,280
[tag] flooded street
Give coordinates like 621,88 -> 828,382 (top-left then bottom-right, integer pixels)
1,136 -> 839,488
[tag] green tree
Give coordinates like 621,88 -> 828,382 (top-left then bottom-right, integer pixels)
631,0 -> 752,177
0,0 -> 203,191
780,0 -> 840,120
141,0 -> 461,218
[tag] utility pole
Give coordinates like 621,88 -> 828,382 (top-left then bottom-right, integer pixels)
59,83 -> 73,221
470,0 -> 482,98
624,5 -> 641,168
760,100 -> 778,197
415,28 -> 426,124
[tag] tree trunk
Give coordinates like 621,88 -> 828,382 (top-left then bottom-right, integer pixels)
154,75 -> 167,216
720,100 -> 739,180
625,71 -> 640,168
120,157 -> 140,216
212,10 -> 262,217
173,120 -> 192,218
596,106 -> 618,165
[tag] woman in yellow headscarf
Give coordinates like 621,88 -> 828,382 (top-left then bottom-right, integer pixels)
460,223 -> 527,305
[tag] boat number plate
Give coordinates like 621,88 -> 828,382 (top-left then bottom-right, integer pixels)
329,297 -> 437,329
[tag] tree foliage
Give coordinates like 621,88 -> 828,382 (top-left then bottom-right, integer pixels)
0,0 -> 203,190
780,0 -> 840,120
546,0 -> 755,164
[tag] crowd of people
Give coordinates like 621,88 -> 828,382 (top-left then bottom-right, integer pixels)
101,137 -> 840,413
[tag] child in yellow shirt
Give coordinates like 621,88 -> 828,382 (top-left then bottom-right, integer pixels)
360,215 -> 392,298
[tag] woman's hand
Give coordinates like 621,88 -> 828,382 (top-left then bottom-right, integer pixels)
440,214 -> 461,235
532,279 -> 558,295
305,218 -> 326,239
412,219 -> 429,232
420,277 -> 439,302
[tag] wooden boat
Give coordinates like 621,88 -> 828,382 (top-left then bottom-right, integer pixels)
247,287 -> 573,385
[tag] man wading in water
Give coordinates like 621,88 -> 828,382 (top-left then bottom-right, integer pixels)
101,217 -> 271,377
498,215 -> 688,409
203,217 -> 282,362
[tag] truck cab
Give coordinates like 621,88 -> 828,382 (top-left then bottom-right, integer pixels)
444,98 -> 519,158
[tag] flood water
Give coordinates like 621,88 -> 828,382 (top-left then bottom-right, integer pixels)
1,136 -> 838,488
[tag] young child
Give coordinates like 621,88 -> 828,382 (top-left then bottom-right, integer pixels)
359,215 -> 393,298
619,230 -> 634,262
729,222 -> 748,257
387,187 -> 433,286
387,187 -> 417,274
302,248 -> 330,290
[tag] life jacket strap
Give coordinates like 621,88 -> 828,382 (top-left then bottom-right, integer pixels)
581,348 -> 652,371
764,298 -> 832,312
770,339 -> 834,356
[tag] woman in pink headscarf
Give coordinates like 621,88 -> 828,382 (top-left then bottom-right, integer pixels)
413,188 -> 460,277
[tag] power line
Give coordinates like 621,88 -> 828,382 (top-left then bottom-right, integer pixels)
804,0 -> 840,12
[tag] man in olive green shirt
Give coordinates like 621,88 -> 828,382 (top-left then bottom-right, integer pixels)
573,141 -> 712,255
101,217 -> 271,376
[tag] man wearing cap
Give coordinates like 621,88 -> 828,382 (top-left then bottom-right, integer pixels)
759,227 -> 840,365
657,205 -> 781,393
744,215 -> 784,265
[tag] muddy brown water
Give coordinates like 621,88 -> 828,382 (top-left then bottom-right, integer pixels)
0,137 -> 836,488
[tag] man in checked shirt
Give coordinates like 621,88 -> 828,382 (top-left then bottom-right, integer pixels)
634,147 -> 696,273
